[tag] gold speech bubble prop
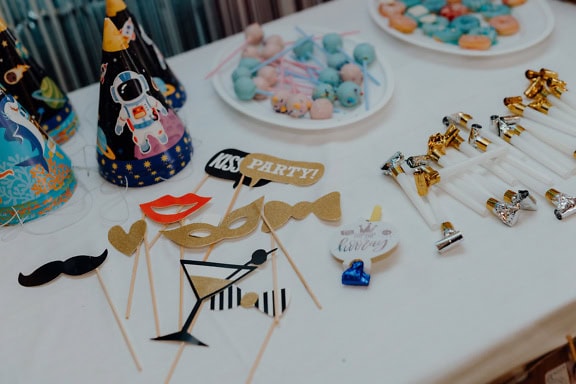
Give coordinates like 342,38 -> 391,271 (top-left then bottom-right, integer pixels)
240,153 -> 324,187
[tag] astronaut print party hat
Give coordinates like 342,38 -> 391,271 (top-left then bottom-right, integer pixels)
106,0 -> 187,110
97,18 -> 192,187
0,18 -> 78,144
0,89 -> 76,225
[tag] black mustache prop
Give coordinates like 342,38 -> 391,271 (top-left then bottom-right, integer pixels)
18,250 -> 108,287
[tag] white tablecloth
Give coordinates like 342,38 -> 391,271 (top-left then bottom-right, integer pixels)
3,1 -> 576,383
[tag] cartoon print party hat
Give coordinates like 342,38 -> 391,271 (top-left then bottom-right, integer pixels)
97,18 -> 192,187
0,89 -> 76,225
106,0 -> 187,110
0,18 -> 79,144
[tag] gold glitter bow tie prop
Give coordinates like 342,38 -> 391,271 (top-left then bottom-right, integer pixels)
260,191 -> 342,232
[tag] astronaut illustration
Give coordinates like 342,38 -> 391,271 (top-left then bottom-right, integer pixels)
110,70 -> 168,155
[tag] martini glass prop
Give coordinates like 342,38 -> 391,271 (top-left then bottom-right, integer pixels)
153,248 -> 275,345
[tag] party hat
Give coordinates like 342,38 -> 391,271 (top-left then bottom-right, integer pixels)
106,0 -> 187,110
0,89 -> 76,225
97,18 -> 192,187
0,18 -> 79,144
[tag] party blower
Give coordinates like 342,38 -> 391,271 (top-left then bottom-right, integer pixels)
96,18 -> 192,187
0,90 -> 76,224
0,18 -> 79,144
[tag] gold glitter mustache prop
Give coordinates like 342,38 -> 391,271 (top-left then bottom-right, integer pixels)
260,191 -> 342,232
382,151 -> 437,229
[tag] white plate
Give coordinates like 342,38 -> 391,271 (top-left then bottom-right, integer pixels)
368,0 -> 554,57
211,26 -> 395,130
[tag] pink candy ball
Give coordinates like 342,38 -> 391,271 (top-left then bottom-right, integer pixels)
260,43 -> 284,60
340,63 -> 363,85
252,77 -> 272,100
271,90 -> 291,113
286,93 -> 311,118
310,99 -> 334,120
264,34 -> 285,49
241,45 -> 260,58
244,23 -> 264,45
257,66 -> 278,86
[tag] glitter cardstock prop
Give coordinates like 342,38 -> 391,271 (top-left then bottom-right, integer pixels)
108,219 -> 146,256
330,206 -> 399,286
97,18 -> 192,187
106,0 -> 187,110
0,91 -> 76,225
18,249 -> 142,370
240,153 -> 324,187
153,249 -> 272,345
260,191 -> 341,232
205,148 -> 271,188
162,197 -> 264,248
0,18 -> 78,144
140,193 -> 211,224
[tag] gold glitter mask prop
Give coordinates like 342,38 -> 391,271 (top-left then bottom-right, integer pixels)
162,197 -> 264,248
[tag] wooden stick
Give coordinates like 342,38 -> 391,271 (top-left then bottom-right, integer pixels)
179,244 -> 185,329
95,269 -> 143,371
260,210 -> 322,310
203,175 -> 244,262
125,244 -> 141,319
271,237 -> 280,323
166,175 -> 245,383
164,301 -> 205,384
567,334 -> 576,361
245,319 -> 278,384
144,234 -> 161,337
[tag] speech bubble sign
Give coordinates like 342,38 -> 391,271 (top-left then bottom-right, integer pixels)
204,148 -> 270,188
240,153 -> 324,187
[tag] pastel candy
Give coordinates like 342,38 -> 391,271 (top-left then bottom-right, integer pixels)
318,67 -> 341,88
252,77 -> 272,100
326,52 -> 349,70
233,77 -> 258,100
336,81 -> 362,108
353,43 -> 375,65
312,83 -> 336,102
479,3 -> 510,18
286,93 -> 311,118
264,34 -> 284,48
244,23 -> 264,45
340,63 -> 363,85
292,37 -> 314,60
310,98 -> 333,120
257,66 -> 278,86
238,57 -> 261,70
422,0 -> 447,13
241,45 -> 260,58
322,33 -> 343,54
421,16 -> 450,36
450,14 -> 481,33
433,26 -> 463,44
231,66 -> 252,82
271,90 -> 290,113
462,0 -> 491,12
260,43 -> 283,60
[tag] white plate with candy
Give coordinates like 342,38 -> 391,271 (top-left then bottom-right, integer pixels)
368,0 -> 554,57
210,25 -> 395,130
